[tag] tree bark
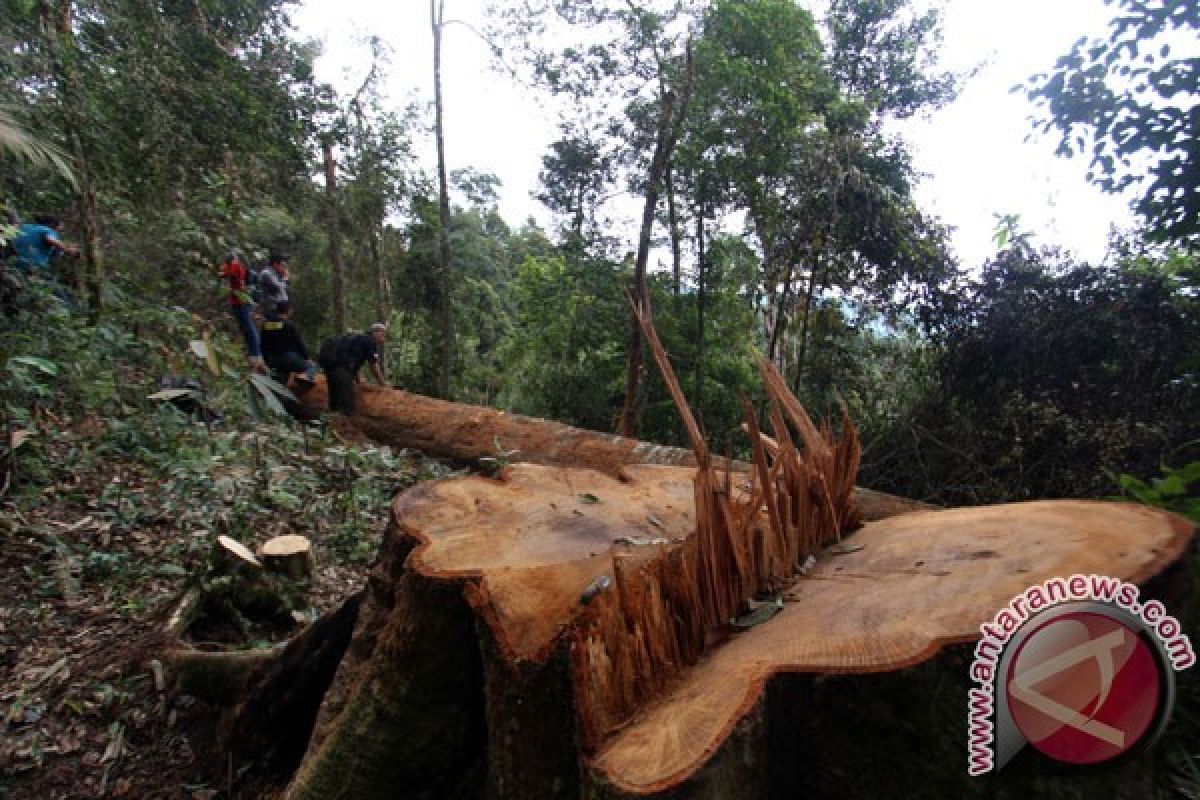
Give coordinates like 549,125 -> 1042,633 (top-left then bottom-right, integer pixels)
693,208 -> 706,426
431,0 -> 454,399
667,166 -> 682,299
322,137 -> 347,335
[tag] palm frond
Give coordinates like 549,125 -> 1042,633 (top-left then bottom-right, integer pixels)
0,105 -> 78,189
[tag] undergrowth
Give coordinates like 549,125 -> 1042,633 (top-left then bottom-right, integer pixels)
0,277 -> 449,594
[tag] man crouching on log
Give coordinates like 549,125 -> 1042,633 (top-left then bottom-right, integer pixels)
317,322 -> 387,413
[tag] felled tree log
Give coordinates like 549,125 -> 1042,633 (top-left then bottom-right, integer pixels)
281,463 -> 1194,800
288,379 -> 928,522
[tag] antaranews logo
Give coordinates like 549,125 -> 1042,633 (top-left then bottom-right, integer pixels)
967,574 -> 1195,776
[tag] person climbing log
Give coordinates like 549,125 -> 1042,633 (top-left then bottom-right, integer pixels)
316,323 -> 387,413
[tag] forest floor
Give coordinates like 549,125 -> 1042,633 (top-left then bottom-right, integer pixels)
0,409 -> 445,799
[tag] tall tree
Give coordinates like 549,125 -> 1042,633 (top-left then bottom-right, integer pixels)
616,35 -> 695,437
322,135 -> 347,334
342,38 -> 419,330
431,0 -> 454,398
494,0 -> 699,436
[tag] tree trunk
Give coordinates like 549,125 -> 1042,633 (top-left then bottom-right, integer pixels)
370,223 -> 390,373
693,208 -> 706,426
667,166 -> 682,299
370,226 -> 389,324
431,0 -> 454,399
254,365 -> 1196,799
617,48 -> 695,439
792,253 -> 822,396
70,130 -> 102,309
45,0 -> 102,308
290,378 -> 929,521
322,137 -> 346,335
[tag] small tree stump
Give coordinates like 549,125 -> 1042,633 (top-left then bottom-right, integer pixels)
214,534 -> 262,572
260,535 -> 314,582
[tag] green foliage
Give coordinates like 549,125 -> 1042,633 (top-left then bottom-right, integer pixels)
0,105 -> 76,188
863,243 -> 1200,504
1112,462 -> 1200,523
1026,0 -> 1199,243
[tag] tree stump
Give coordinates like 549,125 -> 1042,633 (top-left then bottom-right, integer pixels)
214,533 -> 262,572
280,463 -> 1194,799
259,534 -> 314,582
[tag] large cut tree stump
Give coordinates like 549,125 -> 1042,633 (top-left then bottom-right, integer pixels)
282,463 -> 1194,800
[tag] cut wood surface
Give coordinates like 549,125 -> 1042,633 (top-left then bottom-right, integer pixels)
259,534 -> 313,581
215,534 -> 261,570
395,463 -> 1194,794
290,378 -> 930,521
398,464 -> 696,662
590,499 -> 1194,794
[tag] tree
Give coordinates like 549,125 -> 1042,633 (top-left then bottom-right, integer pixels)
431,0 -> 454,398
864,241 -> 1200,505
494,0 -> 700,437
1026,0 -> 1200,244
341,39 -> 419,330
680,0 -> 956,389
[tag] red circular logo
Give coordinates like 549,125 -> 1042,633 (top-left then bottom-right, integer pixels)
1005,611 -> 1163,765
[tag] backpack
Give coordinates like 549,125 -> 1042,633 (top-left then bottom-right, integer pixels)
246,266 -> 264,306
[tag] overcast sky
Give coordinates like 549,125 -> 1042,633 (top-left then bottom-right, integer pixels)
292,0 -> 1140,271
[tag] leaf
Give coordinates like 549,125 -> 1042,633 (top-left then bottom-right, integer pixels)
249,372 -> 298,403
202,332 -> 220,376
8,429 -> 34,451
578,493 -> 600,504
147,388 -> 199,401
615,535 -> 668,546
1155,473 -> 1186,498
731,596 -> 783,630
155,563 -> 189,577
101,721 -> 124,763
248,374 -> 288,417
0,105 -> 77,189
8,355 -> 58,376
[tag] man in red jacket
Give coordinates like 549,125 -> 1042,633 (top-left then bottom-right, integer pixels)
218,251 -> 264,370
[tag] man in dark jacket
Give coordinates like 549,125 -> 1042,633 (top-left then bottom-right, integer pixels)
317,323 -> 387,413
259,301 -> 317,384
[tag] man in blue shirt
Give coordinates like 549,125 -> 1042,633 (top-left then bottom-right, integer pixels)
10,215 -> 78,273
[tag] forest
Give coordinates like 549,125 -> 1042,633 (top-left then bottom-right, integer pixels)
0,0 -> 1198,798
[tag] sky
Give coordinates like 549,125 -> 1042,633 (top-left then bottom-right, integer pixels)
291,0 -> 1141,271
